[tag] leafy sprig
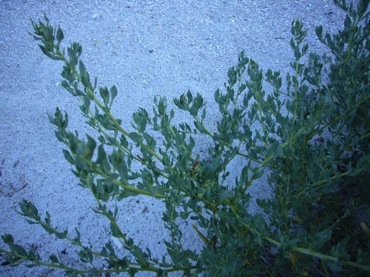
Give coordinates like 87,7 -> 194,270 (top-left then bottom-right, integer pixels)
1,0 -> 369,275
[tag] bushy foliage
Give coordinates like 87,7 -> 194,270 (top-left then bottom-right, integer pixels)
1,0 -> 369,275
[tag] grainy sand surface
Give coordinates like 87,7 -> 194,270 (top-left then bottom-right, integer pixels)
0,1 -> 345,276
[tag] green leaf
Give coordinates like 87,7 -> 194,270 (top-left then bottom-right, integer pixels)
43,14 -> 50,24
10,244 -> 28,257
2,234 -> 14,244
109,153 -> 122,172
110,222 -> 121,237
302,43 -> 309,56
201,108 -> 206,121
39,45 -> 60,60
110,85 -> 118,107
79,61 -> 91,87
186,90 -> 193,103
312,229 -> 332,250
193,94 -> 203,110
19,199 -> 40,220
252,167 -> 264,180
105,242 -> 116,256
67,47 -> 78,67
78,248 -> 93,263
315,25 -> 323,41
344,14 -> 352,30
63,149 -> 75,165
73,227 -> 81,244
120,135 -> 129,148
133,247 -> 149,268
55,230 -> 68,239
358,0 -> 369,15
100,246 -> 108,256
265,141 -> 284,158
143,133 -> 156,149
330,236 -> 351,262
96,144 -> 107,164
157,97 -> 167,115
129,132 -> 142,143
239,166 -> 249,185
99,87 -> 110,106
294,46 -> 301,60
56,26 -> 64,44
194,121 -> 205,133
227,67 -> 237,87
189,106 -> 198,116
49,254 -> 59,263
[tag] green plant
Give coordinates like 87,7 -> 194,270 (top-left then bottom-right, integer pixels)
1,0 -> 369,275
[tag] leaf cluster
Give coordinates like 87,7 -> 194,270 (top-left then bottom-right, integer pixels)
1,1 -> 369,275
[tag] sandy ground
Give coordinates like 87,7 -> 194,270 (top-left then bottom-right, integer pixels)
0,0 -> 345,276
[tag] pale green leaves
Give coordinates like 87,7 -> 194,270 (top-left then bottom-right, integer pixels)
129,132 -> 142,143
29,14 -> 64,60
174,91 -> 204,117
1,234 -> 28,259
38,44 -> 61,60
99,85 -> 118,109
56,25 -> 64,44
67,42 -> 82,67
2,3 -> 366,275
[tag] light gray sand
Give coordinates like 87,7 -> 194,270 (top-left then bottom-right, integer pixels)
0,1 -> 345,276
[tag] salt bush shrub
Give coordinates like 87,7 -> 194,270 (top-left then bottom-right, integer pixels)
1,0 -> 369,275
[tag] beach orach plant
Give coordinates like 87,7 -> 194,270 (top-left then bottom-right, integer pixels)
1,0 -> 369,275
